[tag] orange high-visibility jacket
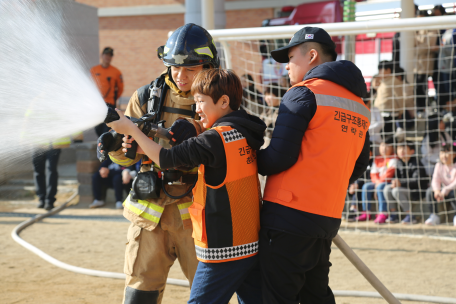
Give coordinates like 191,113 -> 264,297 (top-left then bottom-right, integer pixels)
263,78 -> 371,219
190,126 -> 261,263
90,64 -> 124,106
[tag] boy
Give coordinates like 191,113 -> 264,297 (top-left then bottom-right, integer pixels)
356,137 -> 398,223
383,141 -> 427,224
108,69 -> 266,303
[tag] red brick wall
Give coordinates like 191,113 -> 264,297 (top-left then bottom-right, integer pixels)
76,0 -> 275,98
226,8 -> 273,28
77,0 -> 184,8
98,14 -> 184,98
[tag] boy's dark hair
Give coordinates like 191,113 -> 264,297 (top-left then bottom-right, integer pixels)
394,66 -> 405,82
300,42 -> 337,62
383,136 -> 395,145
441,143 -> 456,153
434,4 -> 446,15
264,83 -> 285,99
191,69 -> 243,111
378,60 -> 394,72
398,140 -> 416,151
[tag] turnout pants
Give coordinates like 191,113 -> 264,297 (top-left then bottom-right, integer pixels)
259,228 -> 335,304
123,202 -> 198,304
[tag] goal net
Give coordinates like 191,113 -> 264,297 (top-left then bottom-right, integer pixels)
213,16 -> 456,238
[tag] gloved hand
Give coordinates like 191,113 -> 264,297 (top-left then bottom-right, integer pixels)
169,119 -> 197,146
97,130 -> 124,162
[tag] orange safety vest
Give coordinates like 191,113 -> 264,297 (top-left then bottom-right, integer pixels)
263,78 -> 371,219
190,126 -> 261,263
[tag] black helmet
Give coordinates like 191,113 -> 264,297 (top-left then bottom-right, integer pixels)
157,23 -> 219,68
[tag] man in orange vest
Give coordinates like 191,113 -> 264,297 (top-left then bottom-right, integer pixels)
91,47 -> 124,136
257,27 -> 371,304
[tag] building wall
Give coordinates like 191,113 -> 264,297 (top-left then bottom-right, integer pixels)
76,1 -> 274,98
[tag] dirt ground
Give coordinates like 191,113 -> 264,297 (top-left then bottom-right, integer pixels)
1,196 -> 456,304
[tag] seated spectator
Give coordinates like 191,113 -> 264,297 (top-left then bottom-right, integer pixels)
240,73 -> 264,114
384,141 -> 428,224
425,143 -> 456,226
260,83 -> 285,143
421,114 -> 452,176
356,137 -> 398,223
347,144 -> 373,222
374,61 -> 414,138
394,67 -> 415,132
90,158 -> 136,209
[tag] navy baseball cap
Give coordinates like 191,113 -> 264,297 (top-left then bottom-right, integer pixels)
271,27 -> 336,63
102,47 -> 114,56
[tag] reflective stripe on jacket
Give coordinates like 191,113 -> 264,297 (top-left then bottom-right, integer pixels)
190,126 -> 261,263
123,194 -> 193,231
263,78 -> 371,219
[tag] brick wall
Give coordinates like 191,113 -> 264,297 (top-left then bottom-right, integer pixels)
98,14 -> 185,98
76,1 -> 274,98
77,0 -> 184,8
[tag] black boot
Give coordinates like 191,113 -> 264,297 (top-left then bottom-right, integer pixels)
44,203 -> 54,211
37,201 -> 45,208
124,287 -> 159,304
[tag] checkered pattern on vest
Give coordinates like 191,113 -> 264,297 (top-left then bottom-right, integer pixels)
221,129 -> 244,143
195,241 -> 259,261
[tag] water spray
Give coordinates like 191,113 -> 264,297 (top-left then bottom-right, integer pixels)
0,0 -> 107,172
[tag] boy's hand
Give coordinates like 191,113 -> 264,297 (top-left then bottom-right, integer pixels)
169,119 -> 197,146
434,190 -> 443,202
122,136 -> 145,154
106,109 -> 137,136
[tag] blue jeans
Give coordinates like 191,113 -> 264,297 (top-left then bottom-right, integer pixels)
361,182 -> 388,212
32,148 -> 61,205
188,255 -> 262,304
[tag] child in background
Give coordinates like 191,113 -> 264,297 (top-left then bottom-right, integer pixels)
425,144 -> 456,226
383,141 -> 428,224
356,137 -> 398,223
421,114 -> 452,176
259,83 -> 285,144
347,144 -> 373,222
108,69 -> 266,303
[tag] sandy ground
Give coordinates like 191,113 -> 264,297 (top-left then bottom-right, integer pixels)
1,196 -> 456,304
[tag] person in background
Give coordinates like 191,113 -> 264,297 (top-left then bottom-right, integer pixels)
33,146 -> 61,211
356,137 -> 398,223
347,144 -> 373,221
436,27 -> 456,108
421,114 -> 452,176
260,83 -> 285,143
383,141 -> 427,224
241,73 -> 264,114
414,12 -> 438,111
425,143 -> 456,226
90,158 -> 136,209
374,61 -> 414,138
365,94 -> 384,153
91,47 -> 124,137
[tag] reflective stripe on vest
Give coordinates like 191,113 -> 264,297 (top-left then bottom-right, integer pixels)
123,194 -> 164,224
190,126 -> 260,263
263,78 -> 371,219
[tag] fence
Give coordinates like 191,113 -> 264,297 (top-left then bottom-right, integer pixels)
209,14 -> 456,238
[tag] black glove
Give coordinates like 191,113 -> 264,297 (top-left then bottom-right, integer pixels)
97,130 -> 123,162
169,119 -> 197,146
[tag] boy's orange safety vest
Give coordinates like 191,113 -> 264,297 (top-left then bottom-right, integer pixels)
190,126 -> 261,263
263,78 -> 371,219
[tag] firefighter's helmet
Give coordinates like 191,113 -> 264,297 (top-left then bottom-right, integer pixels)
157,23 -> 220,68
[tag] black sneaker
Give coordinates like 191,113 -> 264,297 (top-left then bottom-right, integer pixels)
347,209 -> 358,222
44,204 -> 54,211
37,201 -> 45,208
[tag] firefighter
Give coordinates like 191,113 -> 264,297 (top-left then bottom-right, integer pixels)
96,23 -> 219,304
256,27 -> 371,303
